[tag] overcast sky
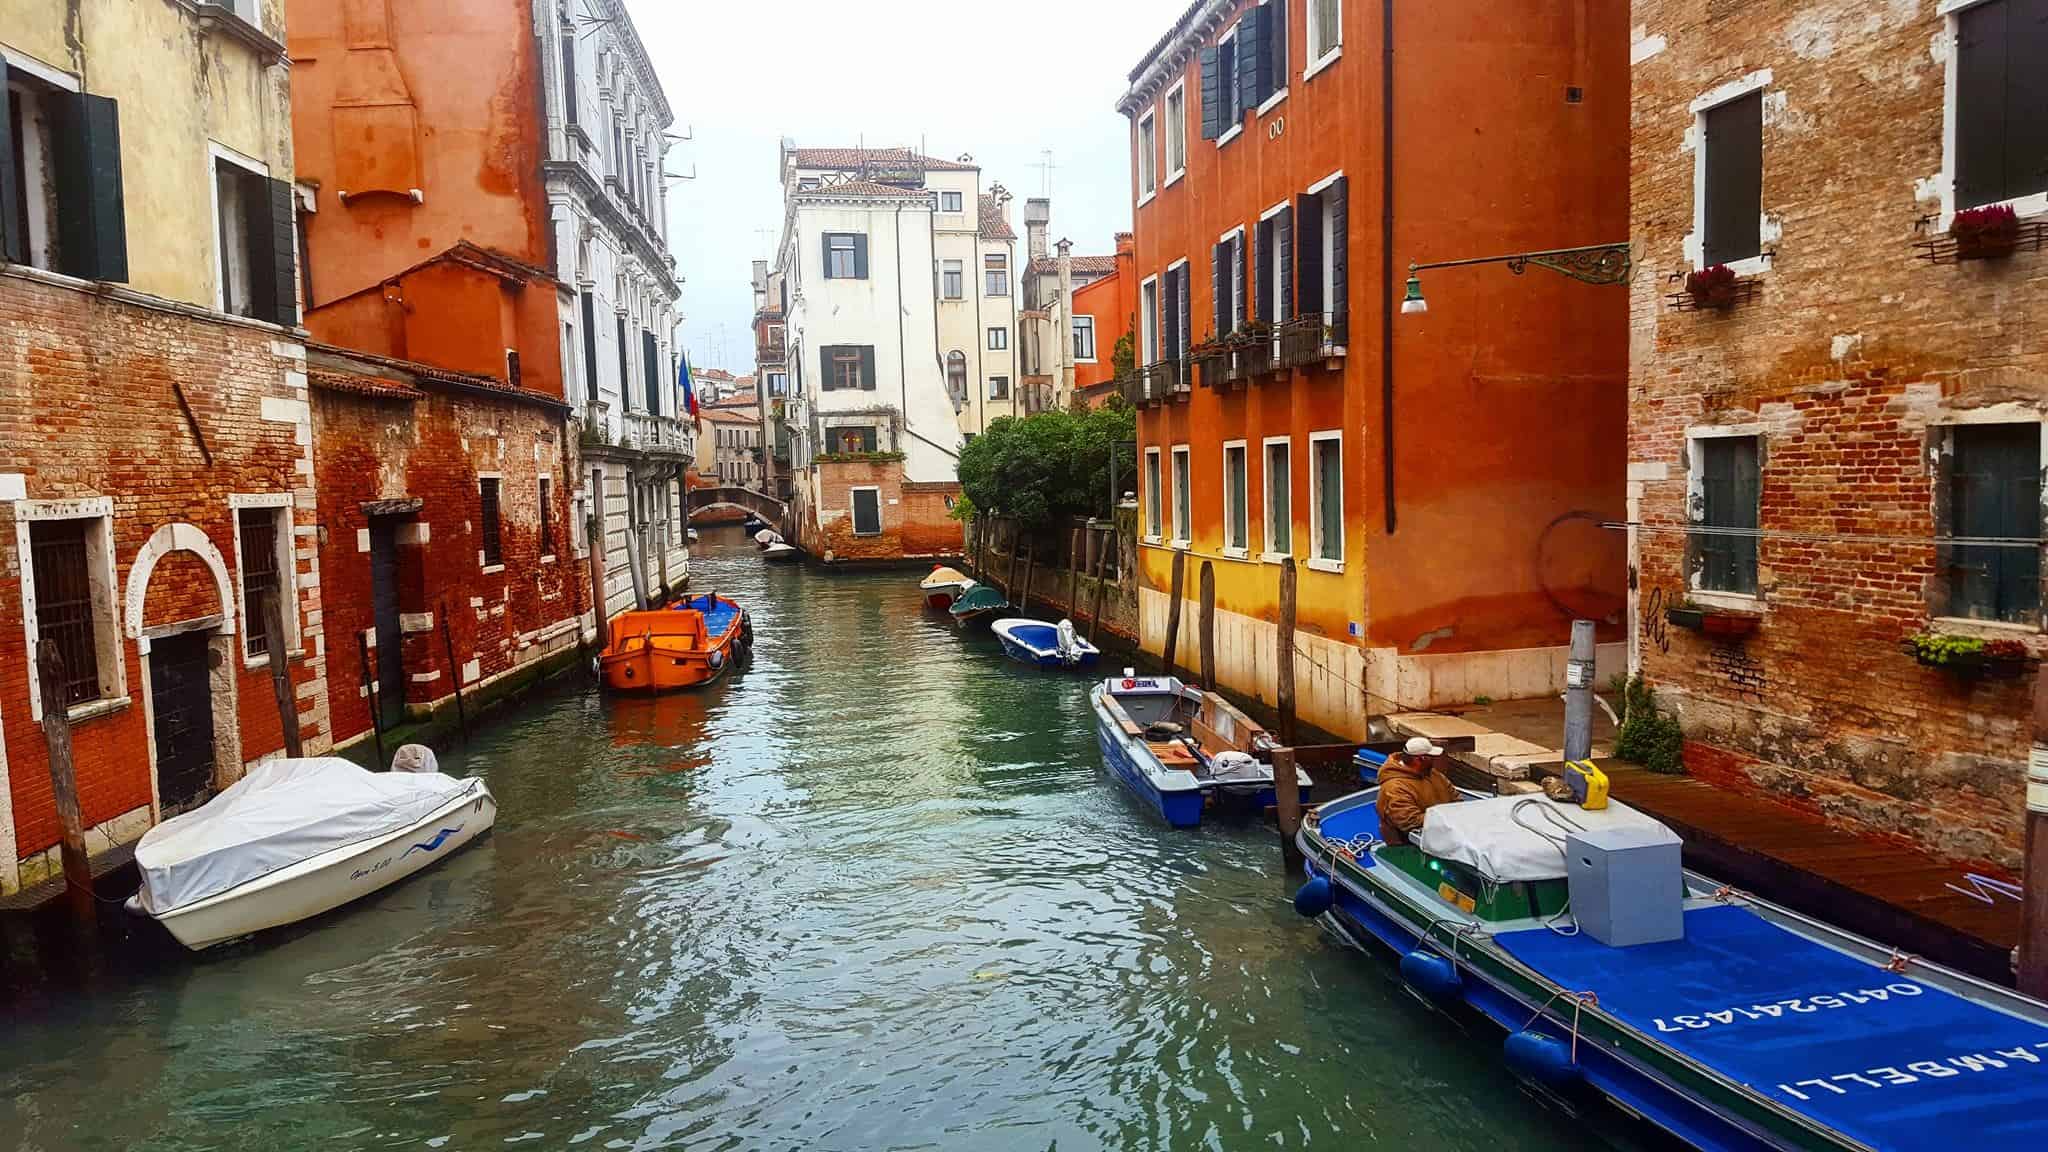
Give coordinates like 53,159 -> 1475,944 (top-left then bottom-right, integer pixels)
625,0 -> 1184,375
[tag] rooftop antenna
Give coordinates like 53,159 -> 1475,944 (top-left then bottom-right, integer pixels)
1030,149 -> 1058,198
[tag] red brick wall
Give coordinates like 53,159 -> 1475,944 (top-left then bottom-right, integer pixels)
0,272 -> 327,868
312,380 -> 583,747
1630,1 -> 2048,870
798,461 -> 962,562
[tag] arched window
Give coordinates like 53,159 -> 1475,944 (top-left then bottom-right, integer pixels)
946,351 -> 968,403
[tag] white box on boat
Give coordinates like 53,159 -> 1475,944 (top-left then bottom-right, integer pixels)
1566,824 -> 1685,947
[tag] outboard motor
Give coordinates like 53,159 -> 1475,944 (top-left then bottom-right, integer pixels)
391,744 -> 439,774
1056,618 -> 1080,664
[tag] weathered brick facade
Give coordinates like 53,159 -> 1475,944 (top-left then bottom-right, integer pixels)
1630,0 -> 2048,870
795,459 -> 962,563
0,270 -> 330,893
308,348 -> 585,748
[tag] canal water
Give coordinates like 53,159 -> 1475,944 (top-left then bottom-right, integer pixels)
2,526 -> 1647,1151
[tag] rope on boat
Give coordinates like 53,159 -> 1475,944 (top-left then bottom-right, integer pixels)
1524,987 -> 1603,1064
1883,948 -> 1916,975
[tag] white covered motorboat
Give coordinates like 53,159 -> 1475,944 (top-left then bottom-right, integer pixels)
125,756 -> 495,950
762,541 -> 800,562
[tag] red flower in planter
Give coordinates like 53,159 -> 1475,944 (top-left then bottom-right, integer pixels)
1685,264 -> 1739,307
1951,204 -> 2020,259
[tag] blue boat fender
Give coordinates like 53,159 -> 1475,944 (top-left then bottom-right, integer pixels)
1293,875 -> 1334,918
1397,949 -> 1463,1003
1503,1030 -> 1580,1089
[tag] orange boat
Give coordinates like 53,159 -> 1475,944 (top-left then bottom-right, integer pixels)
598,594 -> 752,693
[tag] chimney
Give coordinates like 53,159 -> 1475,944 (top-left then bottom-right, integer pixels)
1024,197 -> 1052,261
1056,239 -> 1076,406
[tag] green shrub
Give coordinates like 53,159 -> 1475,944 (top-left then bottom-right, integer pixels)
1614,674 -> 1685,775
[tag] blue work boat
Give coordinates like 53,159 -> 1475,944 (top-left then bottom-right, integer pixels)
991,618 -> 1100,668
1294,785 -> 2048,1152
1090,672 -> 1311,827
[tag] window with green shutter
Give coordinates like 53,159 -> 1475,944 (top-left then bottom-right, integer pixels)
1945,423 -> 2041,623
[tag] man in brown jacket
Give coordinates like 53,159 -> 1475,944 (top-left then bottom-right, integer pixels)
1377,737 -> 1460,847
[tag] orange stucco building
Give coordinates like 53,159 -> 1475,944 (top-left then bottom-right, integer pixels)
1119,0 -> 1629,736
1073,233 -> 1136,404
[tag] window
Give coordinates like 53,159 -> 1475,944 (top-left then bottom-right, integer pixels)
1309,432 -> 1342,567
1212,229 -> 1246,335
1954,0 -> 2048,210
1308,0 -> 1342,69
767,371 -> 788,397
941,259 -> 964,299
237,506 -> 284,660
1297,176 -> 1350,341
1171,446 -> 1192,544
984,253 -> 1009,296
987,326 -> 1008,351
1137,110 -> 1157,200
1690,435 -> 1760,596
2,64 -> 127,282
1200,25 -> 1243,143
1073,315 -> 1097,361
1698,90 -> 1763,268
1164,82 -> 1187,180
1945,422 -> 2041,623
832,425 -> 878,454
1238,0 -> 1289,113
479,478 -> 503,568
1161,262 -> 1190,369
988,375 -> 1010,400
940,190 -> 963,213
30,518 -> 102,708
559,28 -> 579,127
540,477 -> 555,557
1256,204 -> 1293,324
1223,441 -> 1249,553
1263,438 -> 1292,555
642,329 -> 661,413
1140,277 -> 1159,364
616,315 -> 631,410
946,350 -> 968,403
824,232 -> 867,279
851,487 -> 883,537
213,151 -> 295,325
1144,447 -> 1163,539
823,345 -> 875,391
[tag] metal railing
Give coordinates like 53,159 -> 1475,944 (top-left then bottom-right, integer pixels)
1277,312 -> 1348,371
622,411 -> 695,457
1139,358 -> 1188,405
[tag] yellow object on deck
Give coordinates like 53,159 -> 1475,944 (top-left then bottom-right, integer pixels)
1565,760 -> 1610,810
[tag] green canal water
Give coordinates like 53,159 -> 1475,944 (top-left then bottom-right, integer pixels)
1,527 -> 1653,1151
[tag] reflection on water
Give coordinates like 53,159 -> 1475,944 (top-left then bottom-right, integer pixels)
0,526 -> 1647,1151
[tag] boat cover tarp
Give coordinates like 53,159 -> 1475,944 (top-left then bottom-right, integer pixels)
1414,794 -> 1671,882
920,566 -> 970,590
670,595 -> 742,639
135,758 -> 473,914
1497,904 -> 2048,1151
951,586 -> 1008,616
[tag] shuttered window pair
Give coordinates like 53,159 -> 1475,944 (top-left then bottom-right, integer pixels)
1159,264 -> 1191,368
1699,92 -> 1763,268
821,345 -> 876,391
1199,0 -> 1287,141
214,157 -> 299,327
1955,0 -> 2048,209
1,69 -> 128,284
1211,232 -> 1247,337
1945,423 -> 2042,624
1255,209 -> 1292,325
1297,179 -> 1350,342
824,232 -> 868,279
1691,436 -> 1759,596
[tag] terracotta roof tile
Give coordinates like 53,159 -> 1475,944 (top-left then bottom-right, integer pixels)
307,369 -> 420,400
797,179 -> 934,200
792,147 -> 978,172
1027,255 -> 1119,278
978,195 -> 1016,240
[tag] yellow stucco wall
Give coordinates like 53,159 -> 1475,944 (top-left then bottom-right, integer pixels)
1,0 -> 292,309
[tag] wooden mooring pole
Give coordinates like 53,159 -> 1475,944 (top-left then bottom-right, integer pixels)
441,603 -> 469,744
1162,547 -> 1187,674
35,643 -> 96,924
587,507 -> 610,654
1087,524 -> 1110,646
358,632 -> 386,769
1005,520 -> 1022,601
1198,560 -> 1216,690
265,590 -> 302,757
1020,539 -> 1036,614
1277,557 -> 1298,745
1067,525 -> 1083,618
2021,667 -> 2048,997
1274,745 -> 1305,874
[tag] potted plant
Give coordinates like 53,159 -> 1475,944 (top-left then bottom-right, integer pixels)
1951,204 -> 2020,260
1684,263 -> 1739,308
1904,632 -> 2032,678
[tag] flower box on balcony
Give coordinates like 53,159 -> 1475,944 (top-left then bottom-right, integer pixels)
1952,204 -> 2020,260
1667,603 -> 1759,639
1903,632 -> 2033,680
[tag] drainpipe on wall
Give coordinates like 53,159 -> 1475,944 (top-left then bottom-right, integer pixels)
1380,0 -> 1398,536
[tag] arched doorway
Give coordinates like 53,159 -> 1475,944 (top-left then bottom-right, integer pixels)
125,523 -> 241,815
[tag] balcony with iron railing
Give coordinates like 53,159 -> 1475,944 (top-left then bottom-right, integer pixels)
1136,358 -> 1189,406
621,410 -> 695,460
1277,311 -> 1348,371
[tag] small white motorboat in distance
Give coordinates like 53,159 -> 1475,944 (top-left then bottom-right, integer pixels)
761,541 -> 800,562
754,528 -> 785,550
992,617 -> 1101,668
125,754 -> 495,950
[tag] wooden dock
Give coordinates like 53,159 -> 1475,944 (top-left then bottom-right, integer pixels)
0,841 -> 137,914
1608,766 -> 2021,985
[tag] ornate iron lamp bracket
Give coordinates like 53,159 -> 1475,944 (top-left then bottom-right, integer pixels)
1412,242 -> 1634,287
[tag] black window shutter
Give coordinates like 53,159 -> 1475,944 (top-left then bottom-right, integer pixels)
643,330 -> 660,411
1212,241 -> 1229,334
1276,206 -> 1294,319
561,34 -> 579,126
1327,178 -> 1349,343
853,233 -> 869,279
1199,48 -> 1222,140
1955,1 -> 2010,208
2009,0 -> 2048,201
1239,14 -> 1264,108
1178,266 -> 1192,356
580,292 -> 600,398
1245,216 -> 1261,319
49,91 -> 128,283
616,316 -> 631,410
1162,269 -> 1180,361
0,74 -> 21,265
1295,192 -> 1324,319
253,177 -> 298,327
821,233 -> 835,277
1234,234 -> 1248,328
1701,92 -> 1762,266
820,345 -> 836,390
859,345 -> 876,390
1268,0 -> 1289,89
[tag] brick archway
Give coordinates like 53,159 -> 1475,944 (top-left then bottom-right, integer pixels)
124,522 -> 235,642
686,485 -> 787,523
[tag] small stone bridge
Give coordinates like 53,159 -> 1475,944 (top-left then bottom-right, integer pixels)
687,485 -> 787,523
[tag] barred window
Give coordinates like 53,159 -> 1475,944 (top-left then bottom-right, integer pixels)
238,507 -> 282,659
480,478 -> 503,567
31,519 -> 100,707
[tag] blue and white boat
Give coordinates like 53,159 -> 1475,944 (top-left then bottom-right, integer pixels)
991,618 -> 1100,668
1294,786 -> 2048,1152
1090,672 -> 1312,827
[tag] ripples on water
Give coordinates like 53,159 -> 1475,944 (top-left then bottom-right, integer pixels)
0,528 -> 1644,1151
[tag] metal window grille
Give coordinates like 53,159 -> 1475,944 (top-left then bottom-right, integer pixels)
540,477 -> 555,556
31,519 -> 100,707
239,508 -> 281,659
1693,436 -> 1761,595
480,478 -> 503,566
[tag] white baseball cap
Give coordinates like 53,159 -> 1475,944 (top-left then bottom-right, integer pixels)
1405,736 -> 1444,757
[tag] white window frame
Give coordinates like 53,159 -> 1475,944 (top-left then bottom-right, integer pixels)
940,190 -> 963,213
1307,430 -> 1344,572
1683,424 -> 1768,611
1304,0 -> 1343,82
850,485 -> 884,537
1222,439 -> 1250,557
941,258 -> 964,300
1140,275 -> 1160,365
1256,0 -> 1290,119
1143,446 -> 1164,543
1137,108 -> 1158,205
209,141 -> 271,317
986,326 -> 1008,351
988,375 -> 1011,401
571,484 -> 591,558
1262,435 -> 1292,561
2,53 -> 78,273
983,252 -> 1010,297
15,497 -> 126,722
1164,79 -> 1187,186
1259,200 -> 1289,333
1170,444 -> 1192,549
1685,69 -> 1775,276
1216,23 -> 1245,148
1072,314 -> 1097,363
229,493 -> 300,668
537,472 -> 559,564
1307,171 -> 1344,330
1219,225 -> 1247,331
1933,0 -> 2048,228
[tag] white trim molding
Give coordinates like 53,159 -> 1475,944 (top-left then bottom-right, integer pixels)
1928,1 -> 2048,230
1684,69 -> 1778,276
1307,429 -> 1344,572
